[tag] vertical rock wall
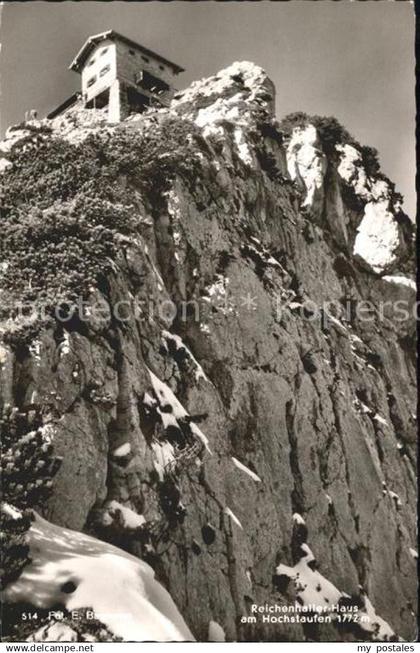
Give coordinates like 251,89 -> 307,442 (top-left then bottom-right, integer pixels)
0,62 -> 416,641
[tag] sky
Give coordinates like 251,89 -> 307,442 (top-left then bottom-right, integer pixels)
0,1 -> 416,217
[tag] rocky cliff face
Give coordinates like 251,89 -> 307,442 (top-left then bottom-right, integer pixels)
0,62 -> 416,642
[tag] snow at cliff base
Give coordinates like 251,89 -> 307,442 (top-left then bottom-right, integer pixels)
3,513 -> 194,642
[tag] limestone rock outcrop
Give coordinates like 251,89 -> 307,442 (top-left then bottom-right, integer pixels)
0,62 -> 416,642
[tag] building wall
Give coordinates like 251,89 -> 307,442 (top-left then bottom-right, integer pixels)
114,40 -> 177,92
80,38 -> 180,113
81,40 -> 117,104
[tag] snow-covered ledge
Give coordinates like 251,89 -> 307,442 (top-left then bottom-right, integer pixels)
381,275 -> 416,292
3,513 -> 194,642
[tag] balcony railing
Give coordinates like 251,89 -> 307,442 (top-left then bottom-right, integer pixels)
150,89 -> 173,107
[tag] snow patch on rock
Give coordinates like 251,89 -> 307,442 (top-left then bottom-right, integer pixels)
151,441 -> 176,482
224,507 -> 243,529
161,330 -> 208,382
385,490 -> 402,509
112,442 -> 131,458
147,368 -> 211,453
102,500 -> 146,530
292,512 -> 306,525
3,513 -> 194,642
276,543 -> 396,641
208,620 -> 226,642
373,414 -> 388,427
361,592 -> 396,641
2,502 -> 23,520
382,276 -> 416,292
353,202 -> 402,273
276,543 -> 342,608
232,456 -> 261,482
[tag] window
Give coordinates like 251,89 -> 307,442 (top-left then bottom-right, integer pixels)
99,64 -> 110,77
87,76 -> 96,88
159,65 -> 165,71
100,48 -> 108,56
141,55 -> 149,63
88,58 -> 95,67
129,49 -> 136,56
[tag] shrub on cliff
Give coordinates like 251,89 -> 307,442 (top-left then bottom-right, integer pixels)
102,115 -> 205,201
0,504 -> 32,590
1,202 -> 120,303
1,115 -> 204,318
1,406 -> 62,509
5,136 -> 102,210
279,112 -> 381,177
0,406 -> 62,589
